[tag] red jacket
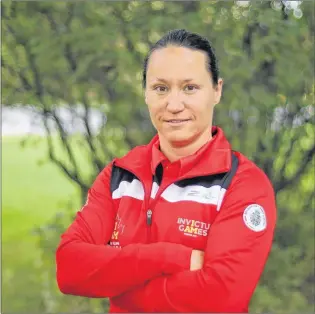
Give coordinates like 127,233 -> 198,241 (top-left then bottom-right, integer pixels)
56,126 -> 277,313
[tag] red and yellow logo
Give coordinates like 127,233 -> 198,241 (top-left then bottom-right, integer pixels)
177,217 -> 210,237
109,215 -> 125,248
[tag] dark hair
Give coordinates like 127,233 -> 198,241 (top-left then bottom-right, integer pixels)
142,29 -> 219,89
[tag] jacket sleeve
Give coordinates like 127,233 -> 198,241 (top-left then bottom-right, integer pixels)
56,161 -> 192,299
111,167 -> 277,312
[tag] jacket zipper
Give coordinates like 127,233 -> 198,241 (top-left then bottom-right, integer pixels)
144,174 -> 174,240
146,208 -> 153,241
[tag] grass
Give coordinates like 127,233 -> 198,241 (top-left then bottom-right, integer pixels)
2,135 -> 83,312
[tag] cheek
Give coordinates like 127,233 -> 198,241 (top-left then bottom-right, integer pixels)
190,94 -> 210,111
195,112 -> 210,126
147,102 -> 163,125
190,103 -> 213,126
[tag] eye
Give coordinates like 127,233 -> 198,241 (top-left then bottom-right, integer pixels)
154,85 -> 168,94
184,85 -> 198,93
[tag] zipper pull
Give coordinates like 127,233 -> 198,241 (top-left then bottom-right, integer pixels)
146,209 -> 152,225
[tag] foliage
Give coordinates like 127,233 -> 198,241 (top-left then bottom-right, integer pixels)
2,0 -> 314,312
2,136 -> 82,312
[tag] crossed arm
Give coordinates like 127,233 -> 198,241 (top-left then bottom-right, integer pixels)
56,163 -> 202,299
56,163 -> 276,313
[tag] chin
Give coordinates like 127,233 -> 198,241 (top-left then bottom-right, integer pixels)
164,131 -> 195,147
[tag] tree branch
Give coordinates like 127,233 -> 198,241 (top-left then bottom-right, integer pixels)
275,143 -> 315,193
111,7 -> 143,65
65,3 -> 76,27
81,94 -> 105,173
281,2 -> 289,20
277,130 -> 300,184
242,22 -> 259,59
49,109 -> 82,176
1,56 -> 33,92
38,5 -> 119,175
7,21 -> 87,193
43,115 -> 88,195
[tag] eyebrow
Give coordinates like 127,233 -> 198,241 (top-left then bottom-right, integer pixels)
154,78 -> 195,83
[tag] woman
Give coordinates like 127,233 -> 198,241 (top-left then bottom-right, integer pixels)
56,29 -> 277,313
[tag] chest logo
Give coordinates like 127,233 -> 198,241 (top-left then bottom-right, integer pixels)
177,217 -> 210,237
109,214 -> 126,248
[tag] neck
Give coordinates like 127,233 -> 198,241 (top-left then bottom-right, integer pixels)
159,128 -> 212,162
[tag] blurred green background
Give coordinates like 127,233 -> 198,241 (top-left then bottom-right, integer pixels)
2,1 -> 314,313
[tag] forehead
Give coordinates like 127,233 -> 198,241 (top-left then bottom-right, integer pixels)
146,46 -> 210,82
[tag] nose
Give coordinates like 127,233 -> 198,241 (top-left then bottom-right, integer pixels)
166,91 -> 185,113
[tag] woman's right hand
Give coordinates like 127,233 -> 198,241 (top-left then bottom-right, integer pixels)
190,250 -> 204,271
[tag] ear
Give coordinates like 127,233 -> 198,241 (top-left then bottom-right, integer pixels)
213,78 -> 223,106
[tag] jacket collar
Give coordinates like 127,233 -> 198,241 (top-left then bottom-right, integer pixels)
114,126 -> 232,181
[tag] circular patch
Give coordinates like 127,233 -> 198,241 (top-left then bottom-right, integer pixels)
243,204 -> 267,232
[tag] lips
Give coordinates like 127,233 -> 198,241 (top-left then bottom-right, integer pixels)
165,119 -> 190,123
